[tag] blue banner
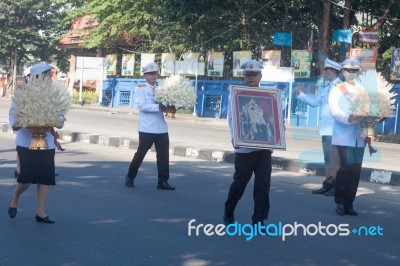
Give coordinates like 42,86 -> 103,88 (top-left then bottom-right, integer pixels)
332,29 -> 352,44
273,32 -> 292,47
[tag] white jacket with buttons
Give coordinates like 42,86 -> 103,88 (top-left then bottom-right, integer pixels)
135,82 -> 168,134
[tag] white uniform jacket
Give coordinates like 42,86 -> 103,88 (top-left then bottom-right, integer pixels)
135,82 -> 168,134
328,82 -> 365,148
9,102 -> 57,149
297,77 -> 341,136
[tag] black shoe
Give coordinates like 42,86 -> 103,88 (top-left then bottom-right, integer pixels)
312,187 -> 329,194
223,212 -> 234,226
344,204 -> 358,216
125,175 -> 134,187
157,180 -> 175,190
324,187 -> 335,196
252,220 -> 265,227
35,215 -> 55,224
8,206 -> 17,218
345,208 -> 358,216
335,204 -> 345,215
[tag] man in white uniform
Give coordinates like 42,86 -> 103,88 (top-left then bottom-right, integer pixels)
328,58 -> 365,216
125,62 -> 175,190
296,58 -> 342,196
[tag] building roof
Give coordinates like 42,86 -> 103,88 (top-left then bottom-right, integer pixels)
59,15 -> 98,48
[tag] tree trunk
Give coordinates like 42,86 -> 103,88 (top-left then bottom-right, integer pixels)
343,0 -> 352,29
317,0 -> 332,71
372,0 -> 394,30
6,47 -> 16,96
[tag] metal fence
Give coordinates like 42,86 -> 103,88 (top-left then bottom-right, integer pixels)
101,78 -> 400,134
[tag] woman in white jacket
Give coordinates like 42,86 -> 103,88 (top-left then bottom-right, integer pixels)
8,63 -> 64,224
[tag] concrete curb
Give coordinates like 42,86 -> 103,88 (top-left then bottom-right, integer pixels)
1,122 -> 399,186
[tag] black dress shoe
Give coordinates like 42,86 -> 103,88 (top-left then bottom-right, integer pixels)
157,180 -> 175,190
252,220 -> 265,227
312,187 -> 329,194
345,208 -> 358,216
335,204 -> 345,215
35,215 -> 55,224
125,175 -> 134,187
223,212 -> 234,226
324,187 -> 335,196
8,206 -> 17,218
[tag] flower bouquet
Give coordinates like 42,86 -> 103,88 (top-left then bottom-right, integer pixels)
154,74 -> 197,118
12,77 -> 71,149
351,70 -> 397,138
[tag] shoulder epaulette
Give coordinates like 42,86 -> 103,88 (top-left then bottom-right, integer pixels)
336,82 -> 345,87
138,83 -> 146,88
336,82 -> 349,95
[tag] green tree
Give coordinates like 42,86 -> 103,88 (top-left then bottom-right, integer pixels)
0,0 -> 72,93
67,0 -> 400,78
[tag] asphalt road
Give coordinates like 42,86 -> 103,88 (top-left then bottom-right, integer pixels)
1,98 -> 399,173
1,133 -> 399,266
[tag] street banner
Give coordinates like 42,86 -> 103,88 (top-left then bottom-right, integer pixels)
390,48 -> 400,81
121,54 -> 135,76
358,29 -> 378,45
233,51 -> 251,77
184,52 -> 200,61
178,52 -> 202,76
175,61 -> 205,76
140,53 -> 156,76
105,54 -> 117,76
207,52 -> 224,77
272,32 -> 292,46
349,48 -> 377,70
261,50 -> 281,67
291,50 -> 311,78
161,53 -> 175,76
332,29 -> 352,44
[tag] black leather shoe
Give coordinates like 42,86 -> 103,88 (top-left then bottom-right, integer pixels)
125,175 -> 134,187
157,180 -> 175,190
324,187 -> 335,196
312,187 -> 329,194
345,208 -> 358,216
335,204 -> 345,215
223,212 -> 234,226
8,206 -> 17,218
35,215 -> 55,224
252,220 -> 265,227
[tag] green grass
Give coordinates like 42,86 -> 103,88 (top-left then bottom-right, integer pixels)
71,91 -> 99,105
177,109 -> 193,114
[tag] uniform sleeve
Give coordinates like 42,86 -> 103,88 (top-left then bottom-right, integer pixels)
135,86 -> 160,112
9,101 -> 16,127
328,86 -> 351,124
297,92 -> 322,107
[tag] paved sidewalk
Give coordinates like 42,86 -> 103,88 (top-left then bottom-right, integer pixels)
1,97 -> 399,186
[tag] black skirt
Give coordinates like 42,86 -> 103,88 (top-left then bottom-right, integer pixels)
16,146 -> 56,185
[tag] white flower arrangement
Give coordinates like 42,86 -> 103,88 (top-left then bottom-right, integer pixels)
154,74 -> 197,109
350,70 -> 397,118
12,76 -> 71,127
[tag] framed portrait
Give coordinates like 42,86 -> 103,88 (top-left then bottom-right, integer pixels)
229,85 -> 286,150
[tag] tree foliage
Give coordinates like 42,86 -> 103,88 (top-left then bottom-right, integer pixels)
0,0 -> 72,81
1,0 -> 399,80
